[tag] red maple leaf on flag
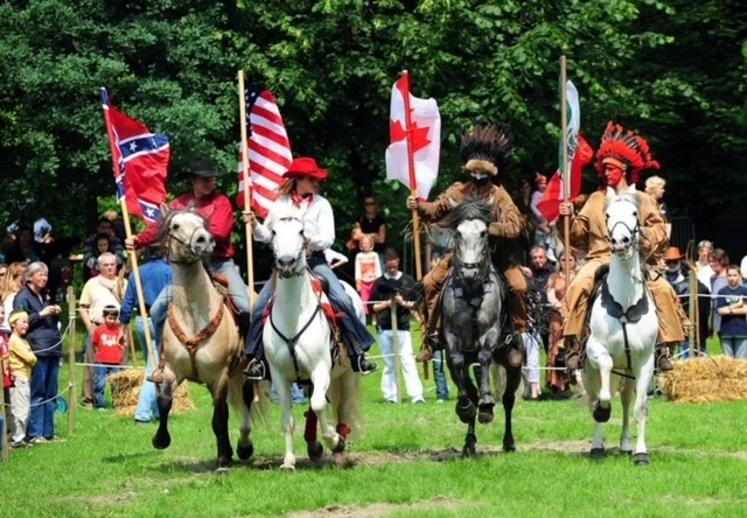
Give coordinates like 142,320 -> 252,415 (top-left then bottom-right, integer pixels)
389,120 -> 432,154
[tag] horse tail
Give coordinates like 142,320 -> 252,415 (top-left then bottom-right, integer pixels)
328,368 -> 362,440
227,372 -> 270,428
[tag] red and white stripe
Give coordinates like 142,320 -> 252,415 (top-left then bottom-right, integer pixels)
237,90 -> 292,218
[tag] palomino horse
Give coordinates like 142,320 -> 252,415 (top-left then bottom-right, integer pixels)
439,200 -> 522,456
584,187 -> 658,465
153,209 -> 260,470
265,215 -> 361,470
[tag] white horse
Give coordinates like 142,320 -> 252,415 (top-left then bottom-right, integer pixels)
265,215 -> 361,470
584,186 -> 658,465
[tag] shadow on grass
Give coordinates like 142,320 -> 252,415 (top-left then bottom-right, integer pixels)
103,451 -> 163,463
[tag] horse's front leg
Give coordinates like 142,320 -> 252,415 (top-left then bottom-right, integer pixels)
476,346 -> 495,424
152,366 -> 177,450
445,345 -> 476,425
632,354 -> 655,465
586,337 -> 613,422
501,363 -> 522,452
583,362 -> 605,458
236,378 -> 255,461
272,370 -> 296,470
310,365 -> 339,454
211,392 -> 233,471
619,377 -> 635,455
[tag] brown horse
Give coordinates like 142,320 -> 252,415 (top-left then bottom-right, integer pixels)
152,209 -> 262,471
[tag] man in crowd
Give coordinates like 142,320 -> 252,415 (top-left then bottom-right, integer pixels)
715,265 -> 747,359
79,252 -> 123,408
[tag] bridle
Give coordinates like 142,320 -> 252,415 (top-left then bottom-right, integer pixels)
452,220 -> 490,288
273,216 -> 307,278
166,224 -> 211,265
607,201 -> 641,258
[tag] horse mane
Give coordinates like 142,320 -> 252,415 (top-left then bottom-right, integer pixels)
604,190 -> 641,213
156,206 -> 210,245
439,199 -> 492,229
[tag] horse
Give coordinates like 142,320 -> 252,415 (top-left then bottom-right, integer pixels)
584,187 -> 658,465
152,209 -> 262,471
265,214 -> 361,470
439,200 -> 522,457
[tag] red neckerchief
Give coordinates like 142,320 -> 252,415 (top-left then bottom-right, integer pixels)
292,192 -> 314,208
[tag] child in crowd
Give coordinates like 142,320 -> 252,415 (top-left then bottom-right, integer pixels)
7,310 -> 37,447
354,235 -> 381,316
85,233 -> 112,278
92,305 -> 125,409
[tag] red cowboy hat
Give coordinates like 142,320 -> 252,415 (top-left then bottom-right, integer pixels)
663,247 -> 684,261
283,157 -> 329,180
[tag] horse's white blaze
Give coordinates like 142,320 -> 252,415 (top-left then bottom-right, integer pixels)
585,192 -> 658,459
457,219 -> 487,264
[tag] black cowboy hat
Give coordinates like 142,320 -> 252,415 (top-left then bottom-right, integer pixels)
190,158 -> 228,178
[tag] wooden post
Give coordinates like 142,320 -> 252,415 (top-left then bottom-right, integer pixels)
67,285 -> 77,435
401,70 -> 423,281
390,294 -> 402,404
686,241 -> 700,356
238,70 -> 256,306
560,56 -> 571,287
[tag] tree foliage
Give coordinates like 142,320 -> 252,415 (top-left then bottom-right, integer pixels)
1,0 -> 744,254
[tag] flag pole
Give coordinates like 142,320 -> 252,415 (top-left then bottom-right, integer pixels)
238,70 -> 255,306
100,88 -> 159,375
560,56 -> 571,288
401,70 -> 423,281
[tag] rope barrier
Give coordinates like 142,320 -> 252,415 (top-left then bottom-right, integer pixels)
74,362 -> 144,370
26,320 -> 72,355
2,383 -> 73,409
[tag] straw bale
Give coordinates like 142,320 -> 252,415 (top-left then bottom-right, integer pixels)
659,356 -> 747,403
108,368 -> 195,416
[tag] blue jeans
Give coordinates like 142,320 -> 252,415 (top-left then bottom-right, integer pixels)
28,356 -> 60,439
134,316 -> 159,421
720,336 -> 747,359
150,258 -> 250,344
245,257 -> 374,357
433,350 -> 450,401
94,365 -> 121,408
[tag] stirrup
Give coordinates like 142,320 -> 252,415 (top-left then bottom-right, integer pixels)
244,358 -> 268,381
355,355 -> 378,376
656,348 -> 674,372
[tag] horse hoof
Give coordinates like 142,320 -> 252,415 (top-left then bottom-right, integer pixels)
152,432 -> 171,450
589,447 -> 606,460
280,463 -> 296,471
503,441 -> 516,453
237,442 -> 254,461
633,452 -> 650,465
215,466 -> 230,475
332,437 -> 346,455
478,403 -> 494,424
462,444 -> 476,458
307,441 -> 324,461
456,399 -> 476,424
593,404 -> 611,423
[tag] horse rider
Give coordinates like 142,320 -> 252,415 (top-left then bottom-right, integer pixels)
126,159 -> 252,380
243,157 -> 378,380
408,124 -> 527,367
558,121 -> 687,372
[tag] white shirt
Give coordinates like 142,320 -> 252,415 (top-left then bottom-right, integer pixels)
697,263 -> 715,293
254,194 -> 335,252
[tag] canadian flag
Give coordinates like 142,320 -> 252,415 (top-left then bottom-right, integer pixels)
385,72 -> 440,199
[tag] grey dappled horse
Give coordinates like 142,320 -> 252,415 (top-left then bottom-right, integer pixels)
440,200 -> 522,456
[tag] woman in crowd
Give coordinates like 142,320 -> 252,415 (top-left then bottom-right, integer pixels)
1,262 -> 29,334
546,252 -> 578,398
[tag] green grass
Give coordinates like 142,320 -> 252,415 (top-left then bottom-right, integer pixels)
3,329 -> 745,517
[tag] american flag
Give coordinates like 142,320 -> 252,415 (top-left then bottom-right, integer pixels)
237,86 -> 292,218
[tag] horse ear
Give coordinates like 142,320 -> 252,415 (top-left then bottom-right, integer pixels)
606,186 -> 616,198
160,203 -> 170,216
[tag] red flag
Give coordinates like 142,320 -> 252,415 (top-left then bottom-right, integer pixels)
537,134 -> 593,222
237,86 -> 292,219
100,88 -> 170,223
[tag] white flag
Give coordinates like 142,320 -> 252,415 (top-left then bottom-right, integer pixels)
385,74 -> 440,199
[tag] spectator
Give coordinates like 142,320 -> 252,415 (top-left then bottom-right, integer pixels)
355,235 -> 382,317
347,195 -> 387,255
371,249 -> 424,404
13,261 -> 62,444
82,217 -> 125,276
528,245 -> 555,350
740,255 -> 747,285
710,248 -> 729,336
546,251 -> 577,398
529,173 -> 553,248
1,262 -> 30,334
79,252 -> 123,408
7,310 -> 36,447
119,248 -> 171,423
103,209 -> 127,243
645,175 -> 670,238
85,233 -> 115,278
715,265 -> 747,359
664,247 -> 710,356
696,240 -> 714,291
4,226 -> 40,264
92,305 -> 126,409
1,304 -> 12,405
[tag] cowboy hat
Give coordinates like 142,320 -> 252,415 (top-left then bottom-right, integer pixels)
283,157 -> 329,180
190,158 -> 227,177
663,246 -> 684,262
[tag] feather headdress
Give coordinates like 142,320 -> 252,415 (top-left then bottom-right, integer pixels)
595,121 -> 659,184
460,124 -> 514,176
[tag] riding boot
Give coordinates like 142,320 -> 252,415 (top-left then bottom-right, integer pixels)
416,309 -> 441,362
237,312 -> 251,340
656,343 -> 675,372
347,341 -> 377,375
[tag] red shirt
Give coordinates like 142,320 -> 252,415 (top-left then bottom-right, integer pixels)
135,192 -> 236,260
92,325 -> 125,365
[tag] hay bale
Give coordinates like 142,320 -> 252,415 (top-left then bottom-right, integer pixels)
108,368 -> 195,416
659,356 -> 747,403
